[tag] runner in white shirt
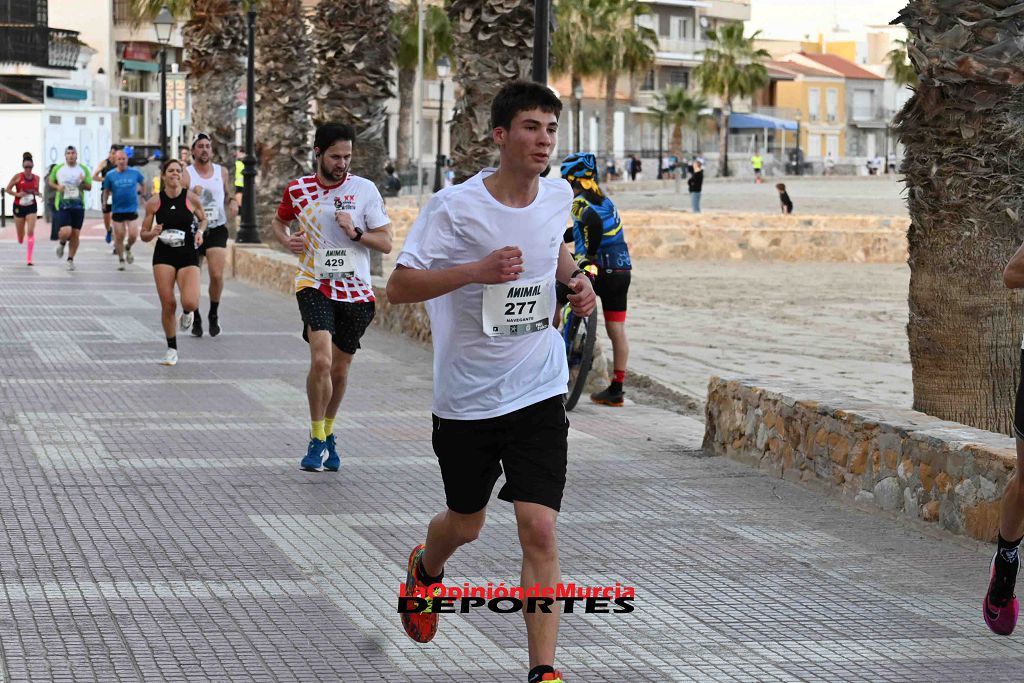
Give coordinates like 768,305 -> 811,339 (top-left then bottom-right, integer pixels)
387,81 -> 596,683
272,122 -> 392,473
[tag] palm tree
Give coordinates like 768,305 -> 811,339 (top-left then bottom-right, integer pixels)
129,0 -> 244,163
892,2 -> 1024,434
886,38 -> 918,87
596,0 -> 656,160
551,0 -> 605,151
392,1 -> 452,173
311,0 -> 396,189
446,0 -> 534,181
692,24 -> 769,177
254,0 -> 311,237
653,86 -> 709,156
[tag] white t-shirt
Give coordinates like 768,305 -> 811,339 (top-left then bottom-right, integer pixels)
396,168 -> 572,420
186,164 -> 226,227
277,173 -> 390,303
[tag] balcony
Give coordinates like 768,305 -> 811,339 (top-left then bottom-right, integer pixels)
656,38 -> 708,59
851,107 -> 891,126
0,26 -> 81,70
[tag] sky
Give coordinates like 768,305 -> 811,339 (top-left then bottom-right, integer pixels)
745,0 -> 909,40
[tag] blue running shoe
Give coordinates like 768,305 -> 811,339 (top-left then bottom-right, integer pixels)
105,228 -> 112,244
323,433 -> 341,472
300,438 -> 326,471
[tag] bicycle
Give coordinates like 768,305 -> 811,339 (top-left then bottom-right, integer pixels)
561,306 -> 597,411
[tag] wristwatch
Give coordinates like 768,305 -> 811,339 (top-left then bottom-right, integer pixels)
352,227 -> 364,242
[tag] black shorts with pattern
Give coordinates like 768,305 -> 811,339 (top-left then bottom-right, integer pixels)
297,287 -> 375,354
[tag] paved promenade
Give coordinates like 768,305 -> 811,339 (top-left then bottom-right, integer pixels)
0,236 -> 1020,681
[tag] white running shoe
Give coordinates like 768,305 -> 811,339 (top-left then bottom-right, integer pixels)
179,310 -> 194,331
65,260 -> 75,271
56,242 -> 65,258
159,348 -> 178,366
125,249 -> 134,264
117,259 -> 126,271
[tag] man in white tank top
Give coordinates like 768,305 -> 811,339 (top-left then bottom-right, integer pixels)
183,132 -> 237,337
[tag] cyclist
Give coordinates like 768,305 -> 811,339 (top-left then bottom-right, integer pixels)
560,152 -> 632,407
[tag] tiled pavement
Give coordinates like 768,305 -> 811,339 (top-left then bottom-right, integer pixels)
0,235 -> 1022,682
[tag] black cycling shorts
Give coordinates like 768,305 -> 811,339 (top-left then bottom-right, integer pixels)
556,270 -> 631,313
197,224 -> 229,254
297,287 -> 375,355
111,212 -> 138,223
432,395 -> 569,514
153,247 -> 199,271
13,203 -> 37,218
1015,350 -> 1024,440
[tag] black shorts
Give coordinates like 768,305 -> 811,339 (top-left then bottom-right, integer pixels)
297,287 -> 375,354
111,212 -> 138,222
556,270 -> 631,313
13,203 -> 37,218
197,224 -> 229,254
54,208 -> 85,230
102,203 -> 112,214
1015,350 -> 1024,440
153,247 -> 199,271
432,395 -> 569,514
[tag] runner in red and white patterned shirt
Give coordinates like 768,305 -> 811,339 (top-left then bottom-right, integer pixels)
272,122 -> 393,472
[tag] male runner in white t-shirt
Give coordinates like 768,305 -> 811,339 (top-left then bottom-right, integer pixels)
387,80 -> 596,683
272,122 -> 392,472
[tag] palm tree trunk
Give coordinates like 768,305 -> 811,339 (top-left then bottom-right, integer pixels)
182,0 -> 245,164
670,124 -> 682,157
396,68 -> 415,172
717,96 -> 730,177
255,0 -> 312,242
603,73 -> 617,163
447,0 -> 534,183
893,0 -> 1024,433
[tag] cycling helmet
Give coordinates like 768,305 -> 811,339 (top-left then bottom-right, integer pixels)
560,152 -> 597,181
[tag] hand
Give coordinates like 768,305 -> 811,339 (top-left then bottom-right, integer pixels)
566,271 -> 597,317
151,223 -> 164,236
335,210 -> 357,239
473,246 -> 523,284
195,231 -> 204,248
287,230 -> 306,255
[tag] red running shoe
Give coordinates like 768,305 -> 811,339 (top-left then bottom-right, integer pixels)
400,544 -> 442,643
984,551 -> 1020,636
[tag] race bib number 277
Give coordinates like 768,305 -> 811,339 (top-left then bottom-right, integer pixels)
481,278 -> 553,338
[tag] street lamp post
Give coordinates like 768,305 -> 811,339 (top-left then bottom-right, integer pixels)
153,6 -> 174,161
532,0 -> 550,84
432,55 -> 450,193
795,110 -> 802,176
573,83 -> 583,151
656,111 -> 664,180
236,8 -> 260,243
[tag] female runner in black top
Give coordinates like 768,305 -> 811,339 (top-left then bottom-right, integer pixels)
140,158 -> 207,366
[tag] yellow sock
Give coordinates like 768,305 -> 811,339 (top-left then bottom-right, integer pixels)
311,419 -> 326,441
324,417 -> 335,436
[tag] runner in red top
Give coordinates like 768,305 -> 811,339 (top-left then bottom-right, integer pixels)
5,152 -> 41,265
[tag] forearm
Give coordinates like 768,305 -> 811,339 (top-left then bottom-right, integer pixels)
1004,245 -> 1024,288
358,228 -> 392,254
556,244 -> 581,284
386,263 -> 477,304
271,217 -> 293,249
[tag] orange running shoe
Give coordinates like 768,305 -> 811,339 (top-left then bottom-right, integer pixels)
400,544 -> 443,643
541,672 -> 565,682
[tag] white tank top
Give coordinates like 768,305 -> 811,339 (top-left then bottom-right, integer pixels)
186,164 -> 226,227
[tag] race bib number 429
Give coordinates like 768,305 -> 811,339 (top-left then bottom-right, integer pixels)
481,277 -> 553,338
314,248 -> 355,279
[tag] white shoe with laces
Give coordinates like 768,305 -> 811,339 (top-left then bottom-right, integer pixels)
125,249 -> 134,264
159,348 -> 178,366
65,260 -> 75,271
56,242 -> 65,258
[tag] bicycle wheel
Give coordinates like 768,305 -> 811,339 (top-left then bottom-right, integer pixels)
563,310 -> 598,411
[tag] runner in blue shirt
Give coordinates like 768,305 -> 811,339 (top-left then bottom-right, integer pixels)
101,149 -> 146,270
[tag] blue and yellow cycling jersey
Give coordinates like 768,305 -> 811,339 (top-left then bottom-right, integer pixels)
569,194 -> 631,270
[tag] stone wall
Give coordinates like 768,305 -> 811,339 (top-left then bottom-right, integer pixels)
228,244 -> 609,387
385,207 -> 908,263
703,376 -> 1015,542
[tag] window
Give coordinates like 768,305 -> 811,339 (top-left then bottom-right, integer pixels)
639,70 -> 655,91
852,89 -> 873,120
119,96 -> 146,139
826,88 -> 838,122
671,17 -> 689,40
807,133 -> 822,158
808,88 -> 820,122
49,115 -> 61,124
666,68 -> 689,89
659,12 -> 670,37
75,116 -> 86,125
826,135 -> 839,160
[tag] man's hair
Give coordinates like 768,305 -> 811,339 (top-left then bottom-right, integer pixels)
314,123 -> 356,154
110,144 -> 122,152
776,183 -> 786,191
490,81 -> 562,130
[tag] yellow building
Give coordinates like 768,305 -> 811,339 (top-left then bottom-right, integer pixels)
764,58 -> 846,162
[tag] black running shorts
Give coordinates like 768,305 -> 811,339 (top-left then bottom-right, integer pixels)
297,287 -> 375,355
152,246 -> 199,271
197,224 -> 229,254
13,203 -> 37,218
111,212 -> 138,222
54,208 -> 85,230
432,395 -> 569,514
1015,350 -> 1024,440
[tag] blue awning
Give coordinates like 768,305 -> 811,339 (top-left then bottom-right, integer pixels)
46,85 -> 88,101
728,113 -> 798,131
123,59 -> 159,73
